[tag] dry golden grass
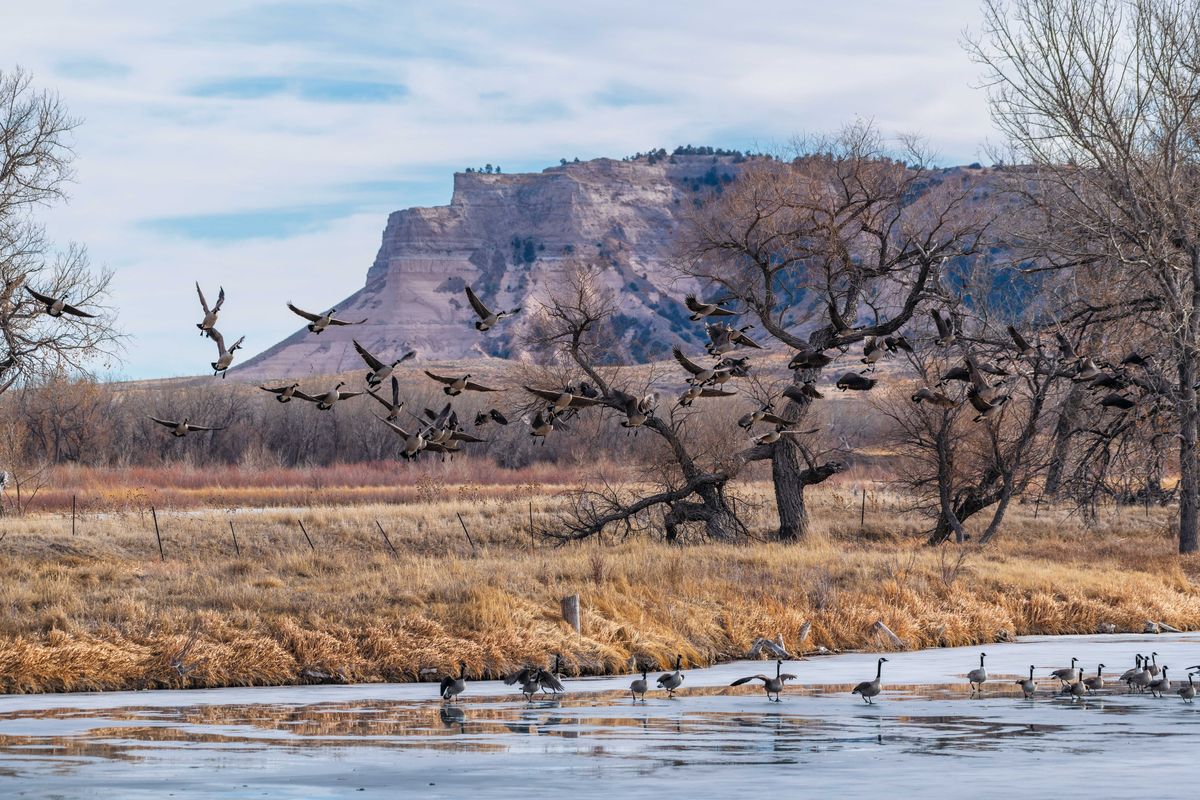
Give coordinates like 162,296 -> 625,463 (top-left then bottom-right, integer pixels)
1,480 -> 1197,694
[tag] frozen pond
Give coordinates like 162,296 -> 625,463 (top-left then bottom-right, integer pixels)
1,633 -> 1199,798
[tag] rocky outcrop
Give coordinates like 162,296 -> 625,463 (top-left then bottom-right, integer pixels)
235,155 -> 748,378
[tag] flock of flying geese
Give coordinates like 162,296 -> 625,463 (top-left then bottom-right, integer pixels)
437,651 -> 1200,705
22,277 -> 1158,449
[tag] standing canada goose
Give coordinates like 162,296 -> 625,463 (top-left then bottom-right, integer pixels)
525,385 -> 602,413
296,381 -> 363,411
366,376 -> 404,420
911,387 -> 956,407
1051,657 -> 1081,686
752,425 -> 818,446
376,415 -> 427,458
967,652 -> 988,695
353,339 -> 415,387
673,346 -> 722,385
149,416 -> 225,438
853,657 -> 888,704
1119,654 -> 1144,690
1016,665 -> 1036,698
465,286 -> 520,331
260,383 -> 300,403
835,372 -> 877,392
630,666 -> 649,702
730,659 -> 797,702
657,654 -> 685,698
1129,659 -> 1153,693
1007,325 -> 1034,357
286,302 -> 367,333
788,348 -> 834,370
424,371 -> 499,396
930,309 -> 955,346
677,384 -> 737,407
195,283 -> 224,336
1149,666 -> 1171,698
474,408 -> 509,427
684,294 -> 737,320
24,286 -> 97,318
1146,652 -> 1162,677
1083,664 -> 1106,694
208,328 -> 244,378
504,664 -> 543,701
1179,670 -> 1198,703
1064,678 -> 1087,701
440,661 -> 467,703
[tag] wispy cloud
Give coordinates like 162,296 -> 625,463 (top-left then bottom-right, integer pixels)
1,0 -> 996,378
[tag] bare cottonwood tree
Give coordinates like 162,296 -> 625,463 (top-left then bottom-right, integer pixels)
0,67 -> 118,394
680,122 -> 990,541
968,0 -> 1200,552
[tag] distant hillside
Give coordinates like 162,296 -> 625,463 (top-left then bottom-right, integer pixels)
234,152 -> 1005,379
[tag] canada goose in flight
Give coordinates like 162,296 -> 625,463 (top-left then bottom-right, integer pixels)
287,302 -> 367,333
1016,665 -> 1036,698
541,655 -> 566,695
425,371 -> 499,396
465,285 -> 520,331
752,425 -> 818,446
353,339 -> 415,387
730,659 -> 797,702
657,654 -> 684,698
705,323 -> 763,355
366,376 -> 404,420
737,403 -> 787,430
440,661 -> 467,703
149,416 -> 224,437
938,365 -> 972,385
828,299 -> 855,336
1180,672 -> 1197,703
376,415 -> 427,458
24,286 -> 97,318
1007,325 -> 1034,357
527,408 -> 566,443
1073,357 -> 1102,382
1089,373 -> 1129,390
1055,331 -> 1078,361
789,348 -> 834,370
525,385 -> 602,413
1083,664 -> 1106,694
967,652 -> 987,695
1121,351 -> 1151,368
1149,666 -> 1171,698
504,657 -> 563,700
685,294 -> 736,320
630,666 -> 649,702
297,381 -> 363,410
930,309 -> 955,346
967,387 -> 1009,422
208,328 -> 244,378
883,335 -> 913,353
965,356 -> 1002,402
1100,393 -> 1136,411
673,346 -> 723,384
783,382 -> 823,404
678,384 -> 737,407
853,657 -> 888,704
611,389 -> 656,429
195,283 -> 224,336
861,337 -> 887,368
911,387 -> 956,407
1051,657 -> 1080,685
260,382 -> 300,403
835,372 -> 876,391
474,408 -> 509,427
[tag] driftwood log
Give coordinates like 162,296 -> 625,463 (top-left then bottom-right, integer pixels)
874,620 -> 905,648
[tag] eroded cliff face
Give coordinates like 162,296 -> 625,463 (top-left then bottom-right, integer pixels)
235,155 -> 743,378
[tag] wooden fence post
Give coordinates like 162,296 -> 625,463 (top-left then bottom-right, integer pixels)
860,488 -> 867,526
376,520 -> 398,557
151,506 -> 164,562
71,495 -> 76,537
297,519 -> 316,552
229,520 -> 241,557
561,594 -> 581,633
456,512 -> 477,556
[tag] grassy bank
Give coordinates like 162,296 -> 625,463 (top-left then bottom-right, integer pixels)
1,482 -> 1197,694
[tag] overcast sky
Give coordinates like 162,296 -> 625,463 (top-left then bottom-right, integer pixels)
2,0 -> 996,378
